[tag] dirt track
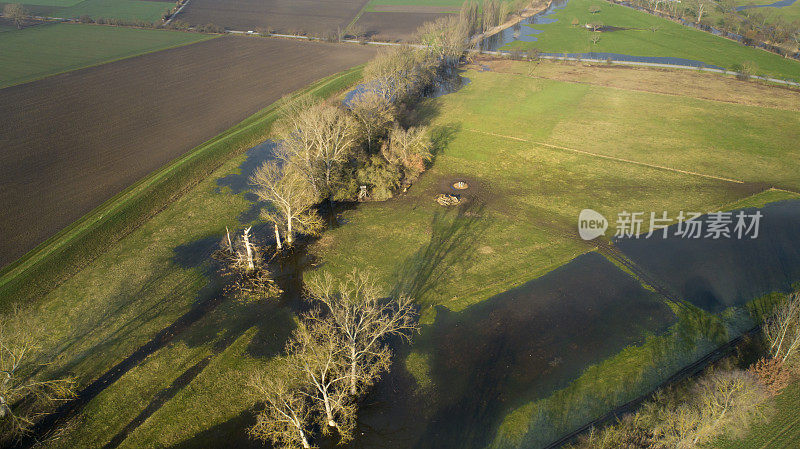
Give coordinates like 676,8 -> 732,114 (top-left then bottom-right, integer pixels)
175,0 -> 369,34
0,36 -> 375,268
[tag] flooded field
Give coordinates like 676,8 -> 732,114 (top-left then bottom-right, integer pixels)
617,200 -> 800,312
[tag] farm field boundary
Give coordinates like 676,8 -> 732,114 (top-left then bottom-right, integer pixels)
0,65 -> 364,307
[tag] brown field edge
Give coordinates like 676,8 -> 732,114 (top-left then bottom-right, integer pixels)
0,58 -> 367,307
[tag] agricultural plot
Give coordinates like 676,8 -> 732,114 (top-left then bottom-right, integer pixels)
0,23 -> 212,88
355,11 -> 452,41
12,61 -> 798,449
504,0 -> 800,81
0,0 -> 173,21
174,0 -> 369,34
0,36 -> 375,268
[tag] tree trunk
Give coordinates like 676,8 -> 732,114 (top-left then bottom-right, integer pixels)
274,224 -> 283,250
298,427 -> 311,448
349,347 -> 358,395
287,217 -> 294,245
322,393 -> 337,427
243,228 -> 255,271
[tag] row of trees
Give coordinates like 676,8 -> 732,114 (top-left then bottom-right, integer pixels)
249,17 -> 471,250
573,366 -> 770,448
620,0 -> 800,57
248,272 -> 418,448
241,15 -> 476,448
572,289 -> 800,448
460,0 -> 534,36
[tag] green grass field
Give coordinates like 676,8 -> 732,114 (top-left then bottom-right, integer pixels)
0,23 -> 211,88
1,0 -> 174,21
505,0 -> 800,81
6,62 -> 794,448
735,0 -> 800,23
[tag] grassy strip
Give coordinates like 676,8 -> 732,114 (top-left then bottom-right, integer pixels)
489,296 -> 760,448
0,23 -> 214,89
0,65 -> 364,308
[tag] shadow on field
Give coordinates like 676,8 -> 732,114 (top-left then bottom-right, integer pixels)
216,141 -> 278,224
165,410 -> 263,449
351,252 -> 677,449
616,199 -> 800,312
391,201 -> 488,304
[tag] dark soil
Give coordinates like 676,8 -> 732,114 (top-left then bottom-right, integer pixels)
174,0 -> 369,34
355,11 -> 452,42
0,36 -> 375,268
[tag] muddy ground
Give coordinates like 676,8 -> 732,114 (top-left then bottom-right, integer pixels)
174,0 -> 369,34
0,36 -> 375,268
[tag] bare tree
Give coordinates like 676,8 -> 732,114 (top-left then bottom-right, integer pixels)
306,271 -> 418,396
416,15 -> 470,68
348,89 -> 395,152
763,290 -> 800,364
697,2 -> 705,23
213,227 -> 281,300
251,160 -> 323,247
249,365 -> 314,449
276,97 -> 360,202
0,308 -> 75,444
363,45 -> 436,103
287,320 -> 355,442
381,125 -> 433,184
3,4 -> 26,29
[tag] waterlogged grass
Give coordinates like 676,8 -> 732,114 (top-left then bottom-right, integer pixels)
0,23 -> 212,88
310,67 -> 800,447
504,0 -> 800,80
10,64 -> 800,448
722,188 -> 800,211
0,68 -> 364,448
488,308 -> 747,448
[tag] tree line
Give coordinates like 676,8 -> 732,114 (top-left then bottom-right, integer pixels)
570,288 -> 800,448
616,0 -> 800,61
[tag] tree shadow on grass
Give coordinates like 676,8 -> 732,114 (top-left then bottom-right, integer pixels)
391,201 -> 488,304
215,140 -> 278,224
165,410 -> 263,449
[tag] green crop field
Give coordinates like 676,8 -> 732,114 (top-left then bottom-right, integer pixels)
4,60 -> 796,448
504,0 -> 800,81
10,0 -> 83,7
1,0 -> 174,22
0,23 -> 212,88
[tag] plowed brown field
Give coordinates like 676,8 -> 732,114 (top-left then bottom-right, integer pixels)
175,0 -> 370,35
0,36 -> 375,267
355,11 -> 452,41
